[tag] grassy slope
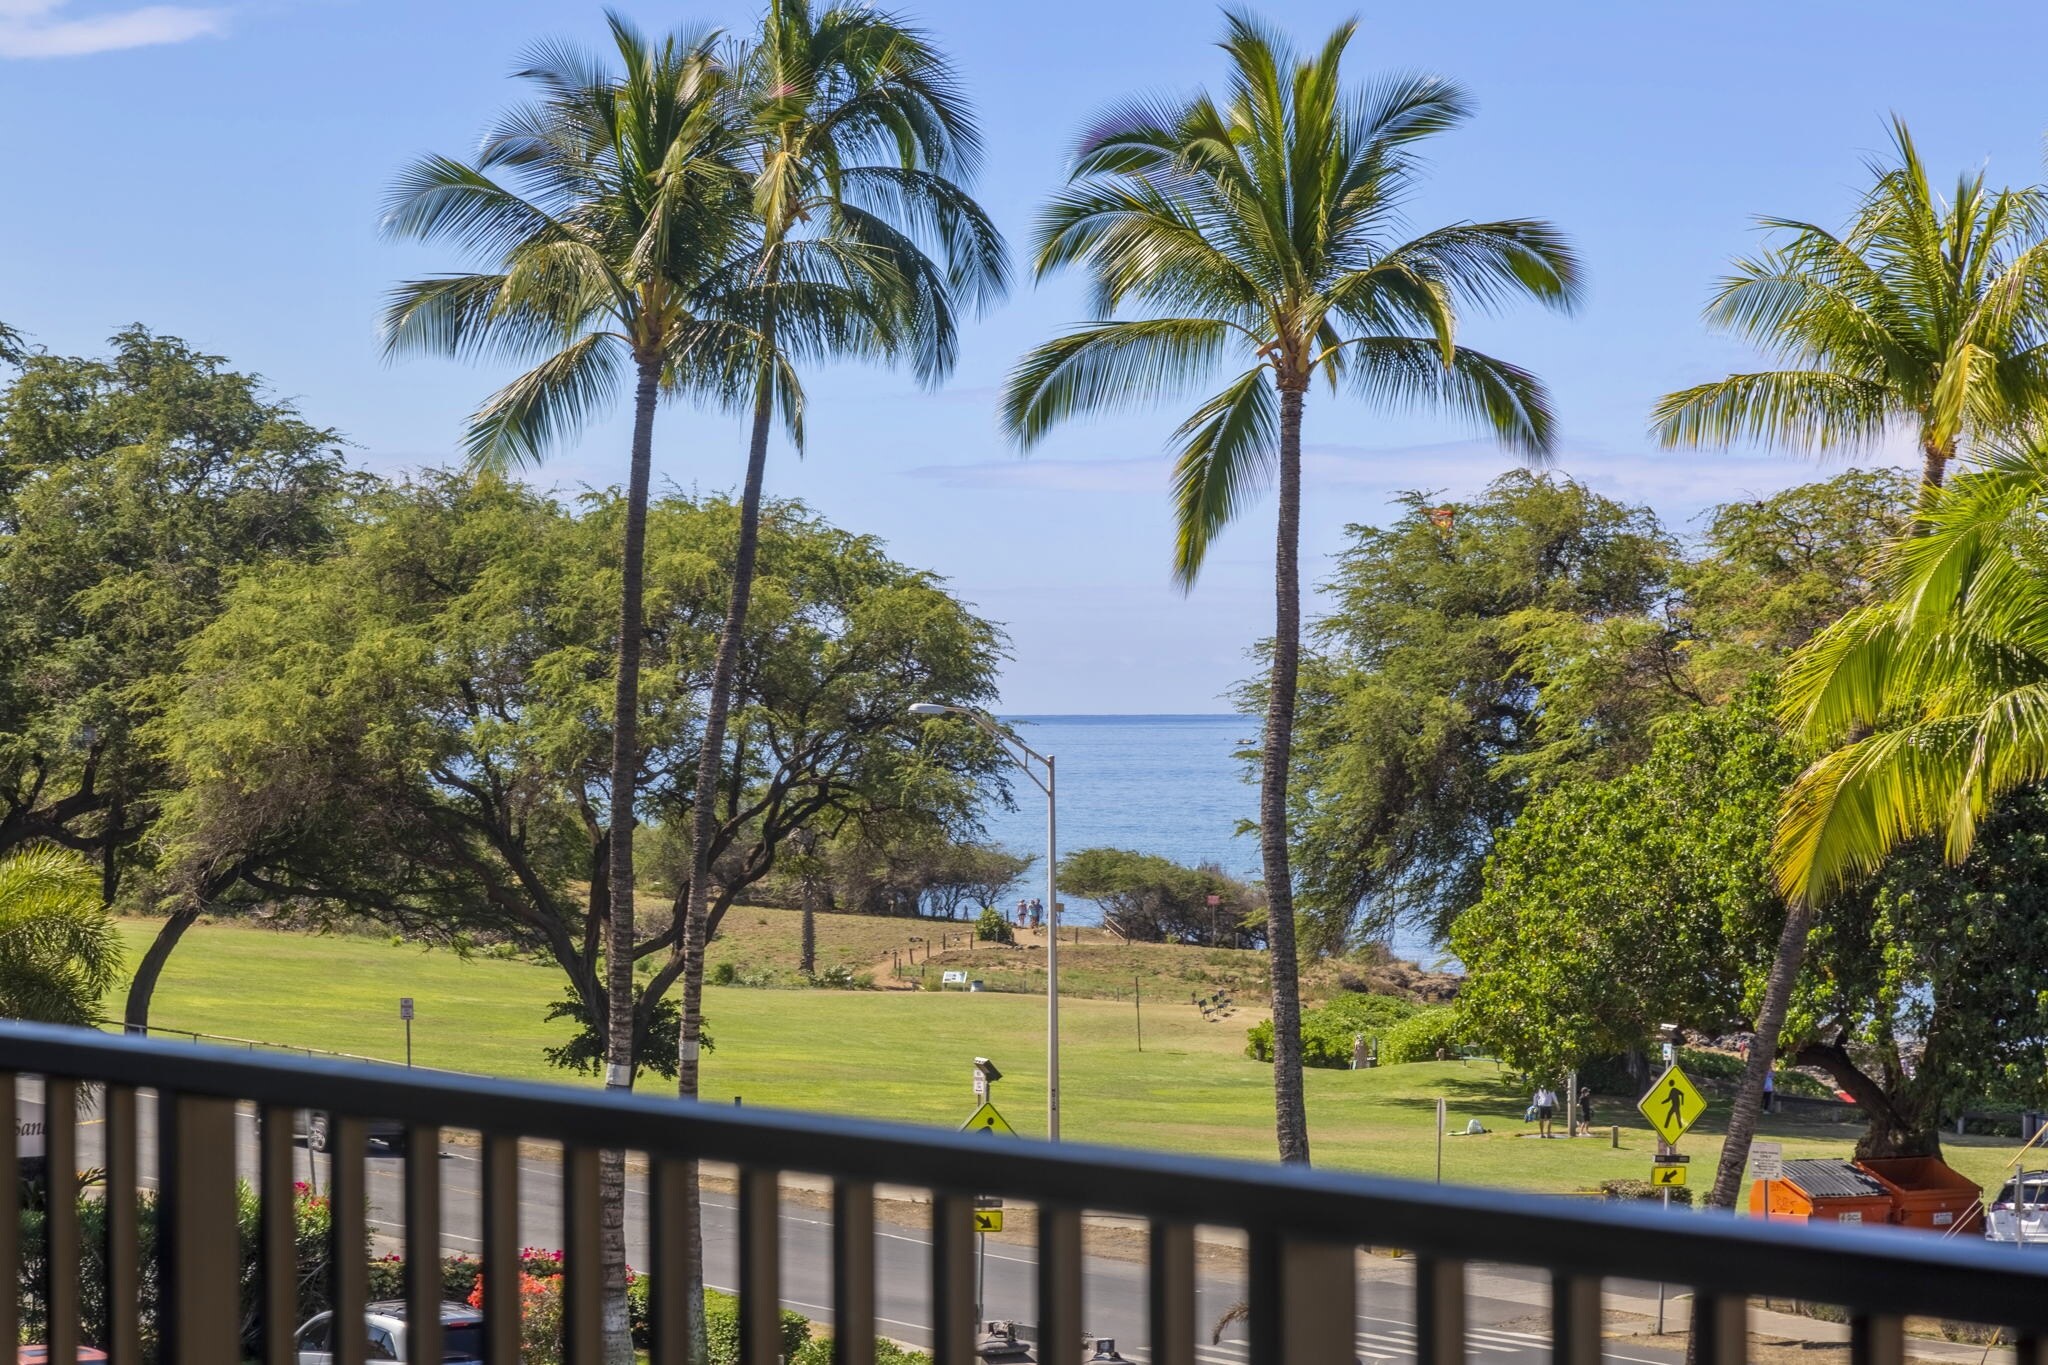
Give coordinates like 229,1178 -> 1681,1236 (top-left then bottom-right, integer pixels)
112,918 -> 2030,1198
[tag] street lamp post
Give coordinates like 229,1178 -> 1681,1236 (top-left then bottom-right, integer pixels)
910,703 -> 1060,1140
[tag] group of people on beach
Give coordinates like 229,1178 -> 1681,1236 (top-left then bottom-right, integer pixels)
1013,898 -> 1045,930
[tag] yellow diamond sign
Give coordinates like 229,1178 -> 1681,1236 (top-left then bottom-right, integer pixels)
960,1102 -> 1018,1137
1638,1064 -> 1706,1146
1651,1164 -> 1687,1188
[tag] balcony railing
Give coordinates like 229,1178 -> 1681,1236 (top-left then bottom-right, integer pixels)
4,1018 -> 2048,1365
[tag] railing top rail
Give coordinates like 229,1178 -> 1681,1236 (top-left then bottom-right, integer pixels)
7,1020 -> 2046,1330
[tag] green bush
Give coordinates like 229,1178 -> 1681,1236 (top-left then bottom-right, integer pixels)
975,906 -> 1013,944
1244,992 -> 1420,1068
793,1337 -> 931,1365
1379,1007 -> 1461,1064
711,960 -> 740,986
703,1288 -> 811,1365
1600,1178 -> 1694,1207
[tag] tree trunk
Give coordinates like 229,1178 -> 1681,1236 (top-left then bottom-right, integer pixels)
122,906 -> 199,1034
1919,437 -> 1952,490
1264,383 -> 1311,1165
597,355 -> 661,1365
800,904 -> 816,978
1684,900 -> 1812,1365
1794,1040 -> 1944,1160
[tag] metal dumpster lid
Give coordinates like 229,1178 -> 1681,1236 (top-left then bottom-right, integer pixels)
1779,1159 -> 1889,1199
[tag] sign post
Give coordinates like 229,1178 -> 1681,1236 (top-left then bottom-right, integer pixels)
961,1061 -> 1016,1331
1639,1062 -> 1708,1338
399,997 -> 414,1068
1752,1141 -> 1784,1223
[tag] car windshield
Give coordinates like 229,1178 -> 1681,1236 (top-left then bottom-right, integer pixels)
1997,1176 -> 2048,1206
442,1323 -> 485,1360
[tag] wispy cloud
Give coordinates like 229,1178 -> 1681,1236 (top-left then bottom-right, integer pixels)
0,0 -> 223,58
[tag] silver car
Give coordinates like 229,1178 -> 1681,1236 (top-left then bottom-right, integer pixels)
293,1300 -> 484,1363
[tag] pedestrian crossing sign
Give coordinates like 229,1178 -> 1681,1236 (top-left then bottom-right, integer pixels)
1637,1064 -> 1705,1146
960,1102 -> 1018,1137
1651,1164 -> 1688,1188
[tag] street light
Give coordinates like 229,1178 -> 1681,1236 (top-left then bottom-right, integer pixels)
909,702 -> 1061,1140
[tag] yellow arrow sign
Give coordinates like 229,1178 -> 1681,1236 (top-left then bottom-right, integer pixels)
1637,1064 -> 1706,1146
1651,1164 -> 1688,1188
973,1209 -> 1005,1233
960,1101 -> 1018,1137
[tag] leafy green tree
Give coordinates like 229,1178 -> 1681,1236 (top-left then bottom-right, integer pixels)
679,0 -> 1007,1106
0,846 -> 122,1024
0,322 -> 23,365
1653,120 -> 2048,490
0,329 -> 347,1021
1057,847 -> 1257,944
1001,10 -> 1578,1164
1283,472 -> 1673,945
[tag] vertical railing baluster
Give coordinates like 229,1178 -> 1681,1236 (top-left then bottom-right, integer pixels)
740,1168 -> 783,1365
1039,1205 -> 1083,1365
330,1115 -> 370,1365
930,1193 -> 976,1365
45,1077 -> 77,1365
0,1075 -> 16,1359
563,1145 -> 603,1365
1147,1221 -> 1196,1365
1414,1255 -> 1465,1365
482,1133 -> 521,1365
407,1124 -> 445,1365
259,1105 -> 297,1365
1850,1313 -> 1903,1365
832,1180 -> 876,1365
1692,1293 -> 1747,1365
650,1157 -> 696,1365
1246,1232 -> 1354,1365
105,1086 -> 139,1365
2015,1335 -> 2047,1365
158,1092 -> 239,1364
1550,1273 -> 1601,1365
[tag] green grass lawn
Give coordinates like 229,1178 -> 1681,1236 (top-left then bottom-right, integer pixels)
112,919 -> 2032,1199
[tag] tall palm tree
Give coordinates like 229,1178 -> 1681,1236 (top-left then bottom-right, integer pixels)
0,847 -> 121,1025
1001,11 -> 1579,1163
380,17 -> 746,1360
1653,119 -> 2048,490
1656,123 -> 2048,1220
675,0 -> 1006,1099
1776,439 -> 2048,901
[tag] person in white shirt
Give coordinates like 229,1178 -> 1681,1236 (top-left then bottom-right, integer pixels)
1532,1085 -> 1560,1138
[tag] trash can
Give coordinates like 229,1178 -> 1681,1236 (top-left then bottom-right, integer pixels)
1750,1159 -> 1894,1226
1860,1156 -> 1985,1233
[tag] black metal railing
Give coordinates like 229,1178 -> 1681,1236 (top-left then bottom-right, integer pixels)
4,1019 -> 2048,1365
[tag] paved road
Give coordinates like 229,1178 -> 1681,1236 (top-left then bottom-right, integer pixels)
64,1092 -> 1687,1365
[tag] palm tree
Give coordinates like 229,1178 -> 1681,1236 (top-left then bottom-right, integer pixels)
675,0 -> 1006,1100
380,17 -> 746,1360
0,847 -> 121,1026
1776,439 -> 2048,901
1653,119 -> 2048,490
1001,11 -> 1579,1163
1655,123 -> 2048,1220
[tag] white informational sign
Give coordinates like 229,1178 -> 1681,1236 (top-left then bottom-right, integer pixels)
973,1069 -> 988,1100
16,1096 -> 43,1161
399,997 -> 415,1021
941,970 -> 968,986
1661,1041 -> 1676,1064
1752,1141 -> 1784,1182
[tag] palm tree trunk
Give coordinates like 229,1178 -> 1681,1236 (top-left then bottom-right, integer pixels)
1265,383 -> 1311,1165
1920,437 -> 1951,490
598,354 -> 661,1365
1683,900 -> 1811,1363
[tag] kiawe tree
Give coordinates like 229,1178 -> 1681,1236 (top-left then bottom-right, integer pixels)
1004,13 -> 1579,1161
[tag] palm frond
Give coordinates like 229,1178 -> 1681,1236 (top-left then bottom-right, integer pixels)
1001,318 -> 1240,448
1169,366 -> 1279,587
1651,370 -> 1894,452
464,331 -> 630,474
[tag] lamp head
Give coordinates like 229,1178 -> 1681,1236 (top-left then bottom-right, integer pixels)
908,703 -> 953,717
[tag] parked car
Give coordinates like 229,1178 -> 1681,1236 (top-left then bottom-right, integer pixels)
1984,1170 -> 2048,1245
295,1301 -> 483,1363
293,1110 -> 407,1151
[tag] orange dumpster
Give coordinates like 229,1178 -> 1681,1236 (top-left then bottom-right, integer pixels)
1749,1158 -> 1894,1226
1860,1156 -> 1984,1234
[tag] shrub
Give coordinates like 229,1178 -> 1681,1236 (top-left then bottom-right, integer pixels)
975,906 -> 1013,944
1379,1007 -> 1461,1064
793,1336 -> 931,1365
1600,1178 -> 1694,1208
703,1288 -> 811,1365
1244,992 -> 1420,1068
711,960 -> 740,986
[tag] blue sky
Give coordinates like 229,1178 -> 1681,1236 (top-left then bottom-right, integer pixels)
1,0 -> 2038,710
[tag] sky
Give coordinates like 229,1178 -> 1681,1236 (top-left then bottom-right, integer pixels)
0,0 -> 2038,710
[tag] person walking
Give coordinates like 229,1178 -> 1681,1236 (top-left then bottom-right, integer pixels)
1532,1083 -> 1559,1138
1576,1086 -> 1595,1137
1762,1068 -> 1775,1115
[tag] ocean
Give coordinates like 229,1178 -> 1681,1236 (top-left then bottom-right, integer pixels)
976,714 -> 1440,964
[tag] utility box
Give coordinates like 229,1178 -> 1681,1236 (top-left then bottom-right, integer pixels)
1750,1158 -> 1894,1226
1860,1156 -> 1984,1234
